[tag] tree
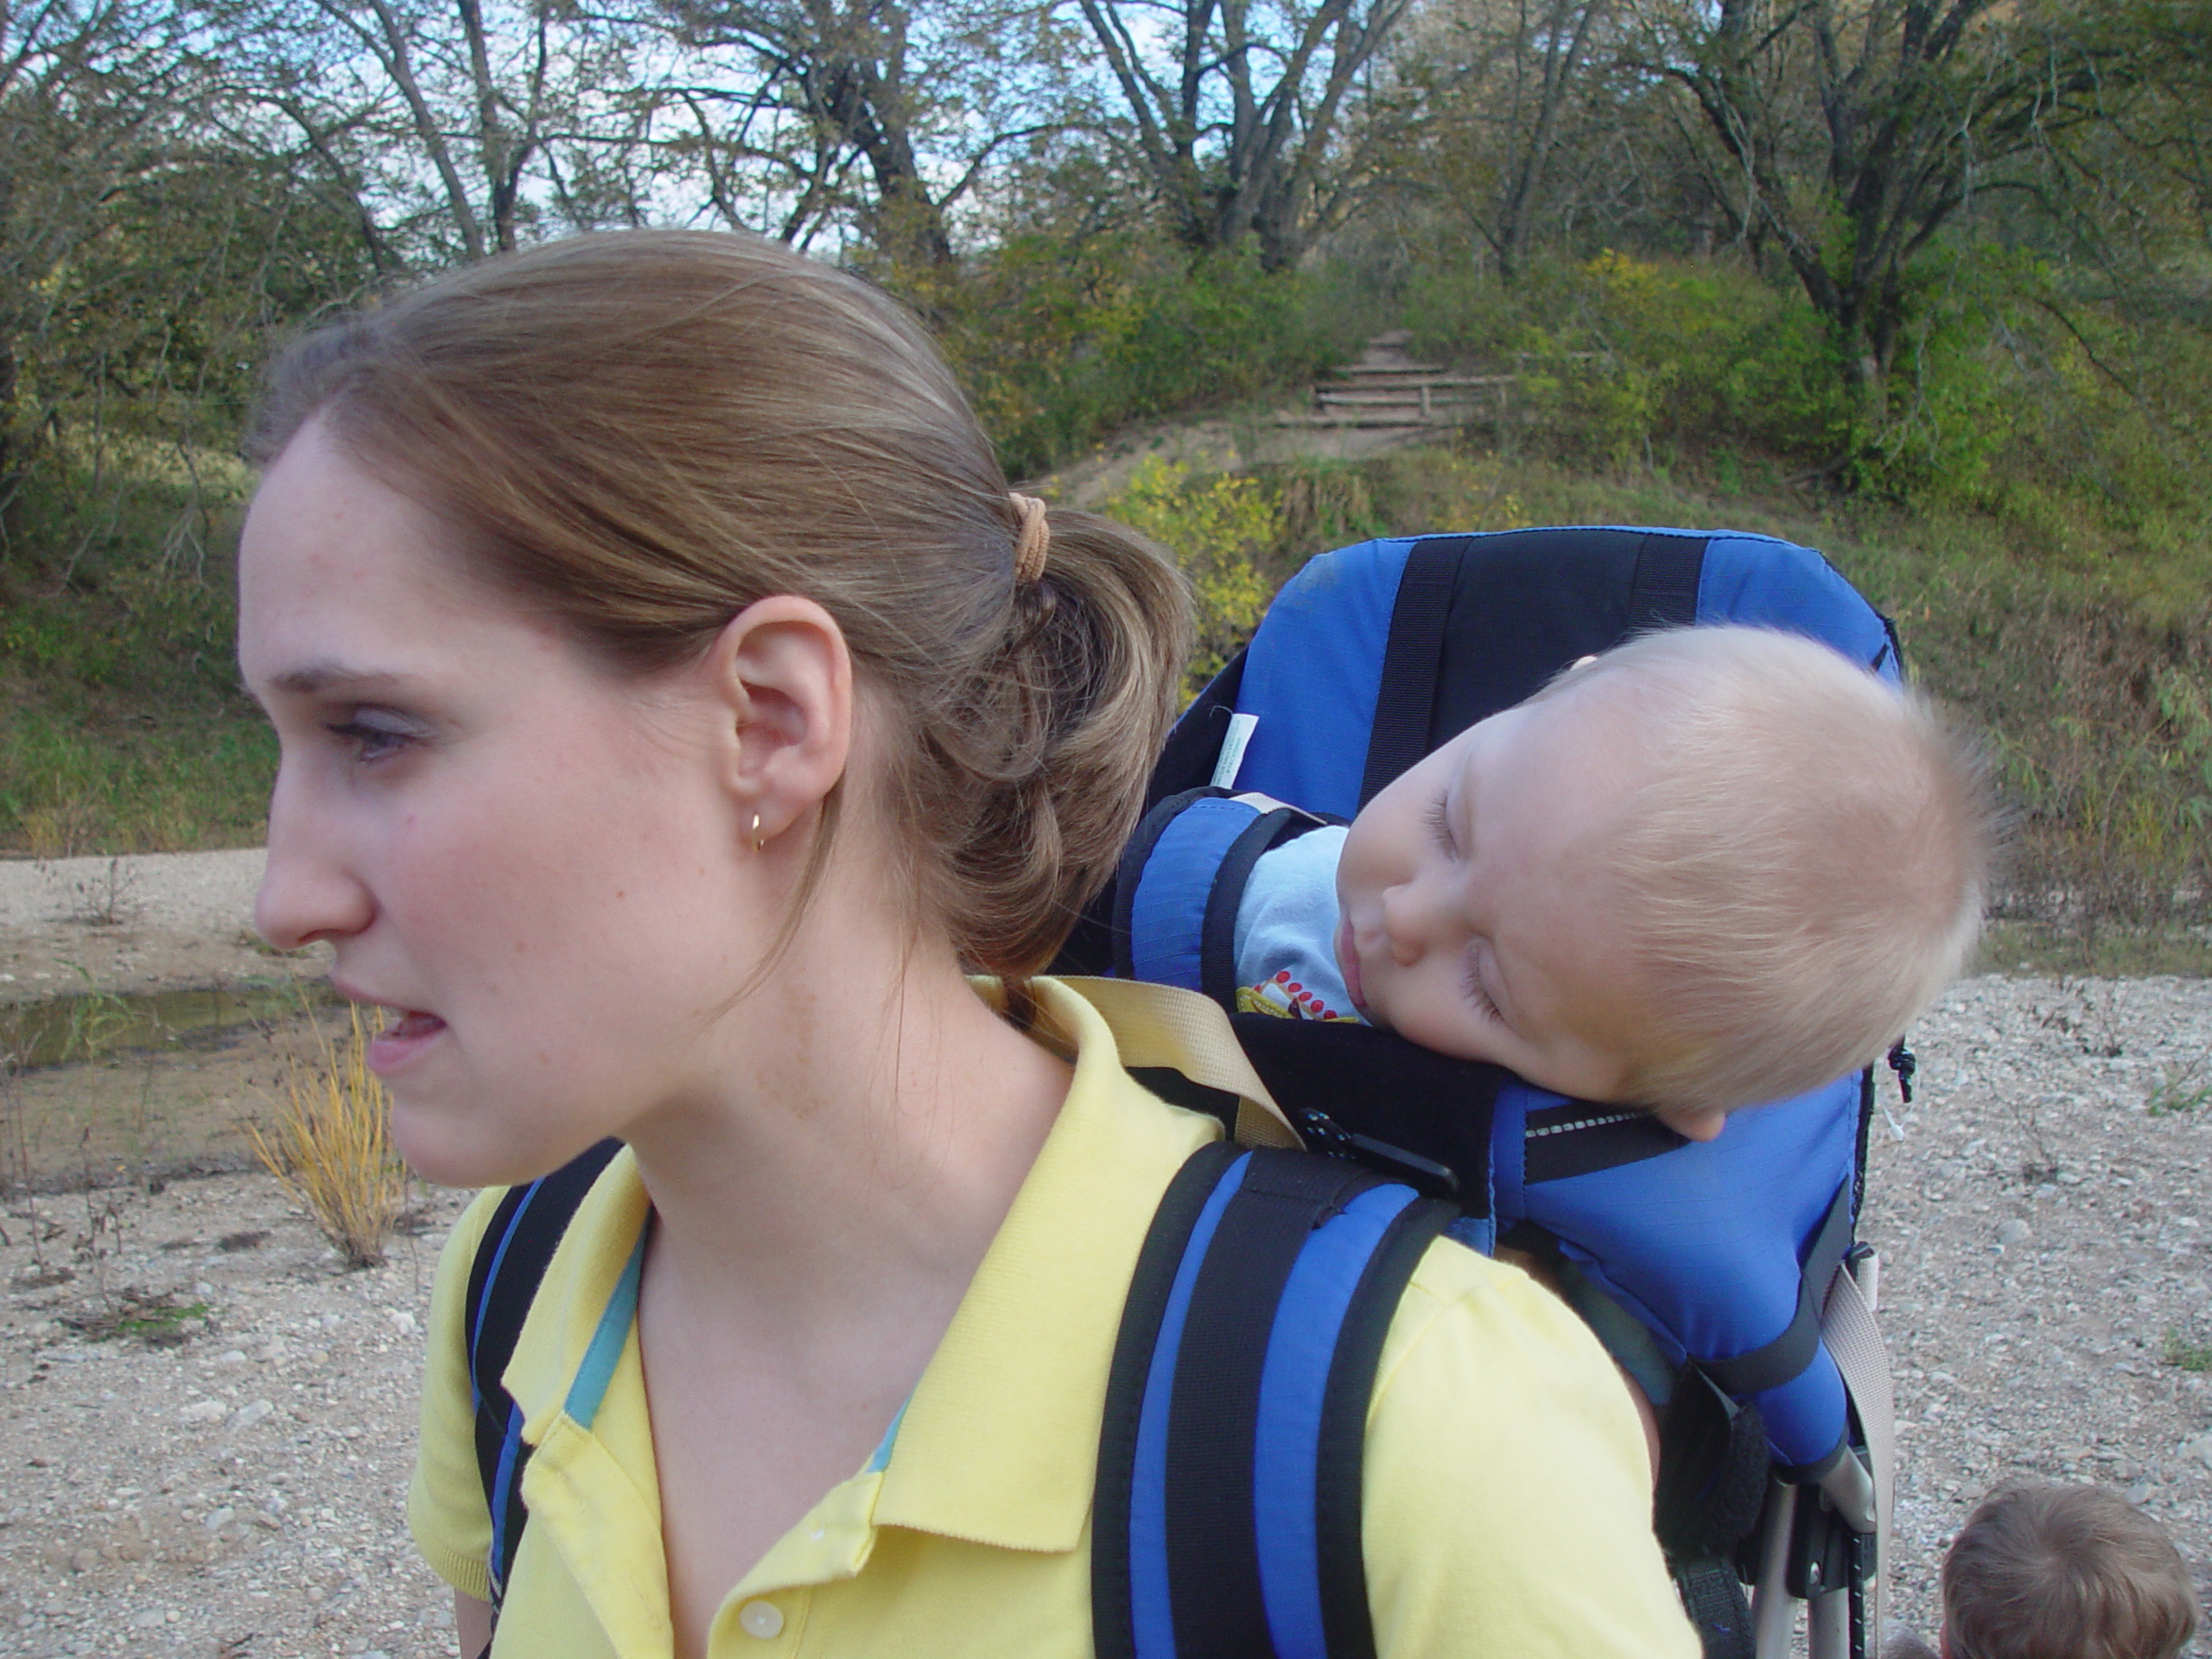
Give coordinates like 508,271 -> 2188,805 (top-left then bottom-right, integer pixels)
200,0 -> 656,270
1636,0 -> 2111,398
1385,0 -> 1622,282
1070,0 -> 1416,269
0,0 -> 209,535
650,0 -> 1061,264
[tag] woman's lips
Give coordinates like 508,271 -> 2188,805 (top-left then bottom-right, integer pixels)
365,1010 -> 447,1072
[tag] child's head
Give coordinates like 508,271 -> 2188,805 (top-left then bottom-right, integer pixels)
1332,625 -> 1993,1128
1941,1481 -> 2199,1659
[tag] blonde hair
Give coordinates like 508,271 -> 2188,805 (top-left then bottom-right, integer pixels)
1544,626 -> 1995,1113
1942,1481 -> 2200,1659
247,230 -> 1192,976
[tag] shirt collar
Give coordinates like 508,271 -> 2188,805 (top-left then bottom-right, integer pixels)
500,977 -> 1217,1558
873,977 -> 1217,1551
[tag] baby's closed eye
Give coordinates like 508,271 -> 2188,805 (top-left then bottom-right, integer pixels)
1460,955 -> 1501,1020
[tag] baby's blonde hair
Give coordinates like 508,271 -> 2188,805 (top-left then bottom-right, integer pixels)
1546,626 -> 1994,1114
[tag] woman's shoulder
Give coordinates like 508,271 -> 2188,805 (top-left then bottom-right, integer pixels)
1363,1235 -> 1700,1657
1377,1233 -> 1654,1442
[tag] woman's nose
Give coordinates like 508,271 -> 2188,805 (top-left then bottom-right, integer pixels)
253,776 -> 373,951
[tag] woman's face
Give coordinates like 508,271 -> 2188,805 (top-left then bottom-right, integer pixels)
238,422 -> 768,1186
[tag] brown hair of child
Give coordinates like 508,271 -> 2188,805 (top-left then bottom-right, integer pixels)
246,229 -> 1192,977
1942,1481 -> 2201,1659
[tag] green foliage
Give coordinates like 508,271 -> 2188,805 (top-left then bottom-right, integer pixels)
1263,453 -> 1529,564
2146,1059 -> 2211,1117
0,473 -> 272,855
1404,251 -> 1853,472
908,236 -> 1353,480
1102,457 -> 1282,686
1399,245 -> 2212,617
2163,1330 -> 2212,1371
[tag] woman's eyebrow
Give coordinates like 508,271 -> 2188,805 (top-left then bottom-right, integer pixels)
265,661 -> 415,696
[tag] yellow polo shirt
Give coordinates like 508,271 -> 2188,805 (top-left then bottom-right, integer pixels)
410,977 -> 1696,1657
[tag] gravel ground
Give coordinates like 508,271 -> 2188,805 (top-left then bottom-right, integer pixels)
0,970 -> 2207,1658
0,851 -> 324,1006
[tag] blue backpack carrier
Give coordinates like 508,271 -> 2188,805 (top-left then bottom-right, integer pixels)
461,527 -> 1902,1659
1053,526 -> 1906,1659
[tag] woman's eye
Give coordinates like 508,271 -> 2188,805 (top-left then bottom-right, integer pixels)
1424,788 -> 1458,855
327,718 -> 414,764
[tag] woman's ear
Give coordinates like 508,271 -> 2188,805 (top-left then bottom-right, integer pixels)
699,594 -> 854,842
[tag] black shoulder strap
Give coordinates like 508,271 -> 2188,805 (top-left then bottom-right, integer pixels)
1357,530 -> 1713,809
1625,530 -> 1707,634
1358,537 -> 1467,810
1094,1142 -> 1455,1659
464,1137 -> 622,1612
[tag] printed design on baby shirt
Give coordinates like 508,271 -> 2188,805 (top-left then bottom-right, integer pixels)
1237,968 -> 1357,1022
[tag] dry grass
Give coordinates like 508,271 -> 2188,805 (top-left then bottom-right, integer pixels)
249,1007 -> 406,1269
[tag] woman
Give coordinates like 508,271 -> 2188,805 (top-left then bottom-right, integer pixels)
238,230 -> 1694,1658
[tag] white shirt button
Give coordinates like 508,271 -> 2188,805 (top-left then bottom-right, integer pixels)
738,1599 -> 785,1639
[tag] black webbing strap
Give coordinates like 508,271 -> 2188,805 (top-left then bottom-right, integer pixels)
1165,1153 -> 1387,1657
1521,1102 -> 1687,1184
1313,1192 -> 1456,1659
1095,1141 -> 1244,1659
1624,532 -> 1707,633
1198,806 -> 1315,1007
465,1137 -> 622,1612
1357,537 -> 1468,809
1700,1179 -> 1857,1400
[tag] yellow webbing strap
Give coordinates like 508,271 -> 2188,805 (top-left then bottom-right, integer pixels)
1058,976 -> 1304,1152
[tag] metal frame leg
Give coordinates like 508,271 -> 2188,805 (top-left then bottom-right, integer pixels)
1751,1479 -> 1799,1659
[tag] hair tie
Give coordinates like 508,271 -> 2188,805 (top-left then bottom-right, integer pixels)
1007,493 -> 1049,583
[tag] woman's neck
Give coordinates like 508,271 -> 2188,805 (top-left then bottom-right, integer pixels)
623,919 -> 1070,1357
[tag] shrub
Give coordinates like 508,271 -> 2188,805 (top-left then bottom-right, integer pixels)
250,1007 -> 406,1269
901,235 -> 1350,480
1103,457 -> 1282,687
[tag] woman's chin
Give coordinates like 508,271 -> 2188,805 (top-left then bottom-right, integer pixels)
391,1103 -> 616,1192
388,1105 -> 510,1191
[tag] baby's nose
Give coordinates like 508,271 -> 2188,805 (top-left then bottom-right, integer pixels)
1380,886 -> 1426,966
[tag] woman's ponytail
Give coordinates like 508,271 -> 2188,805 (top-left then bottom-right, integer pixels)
925,505 -> 1192,978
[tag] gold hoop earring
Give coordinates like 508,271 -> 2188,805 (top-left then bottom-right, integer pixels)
750,812 -> 766,855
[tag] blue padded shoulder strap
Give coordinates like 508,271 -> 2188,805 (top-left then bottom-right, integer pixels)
1114,788 -> 1335,1004
1491,1076 -> 1863,1469
1095,1143 -> 1455,1659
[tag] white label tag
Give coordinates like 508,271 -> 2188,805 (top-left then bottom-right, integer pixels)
1210,712 -> 1259,790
